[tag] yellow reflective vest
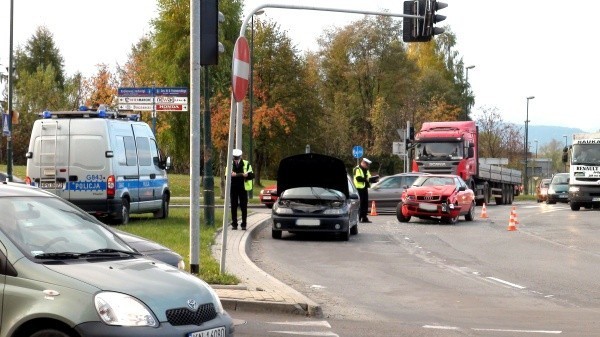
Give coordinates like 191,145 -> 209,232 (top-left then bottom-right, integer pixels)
353,166 -> 371,189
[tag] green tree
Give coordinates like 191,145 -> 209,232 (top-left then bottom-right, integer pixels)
474,106 -> 523,170
15,26 -> 65,88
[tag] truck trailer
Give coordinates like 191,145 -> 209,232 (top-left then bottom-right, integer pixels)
411,121 -> 521,205
562,132 -> 600,210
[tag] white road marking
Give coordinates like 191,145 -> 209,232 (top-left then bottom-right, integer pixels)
268,321 -> 331,328
423,325 -> 460,330
486,276 -> 527,289
472,328 -> 562,334
269,332 -> 338,336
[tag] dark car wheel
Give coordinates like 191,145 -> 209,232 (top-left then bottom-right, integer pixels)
154,194 -> 169,219
29,329 -> 72,337
396,202 -> 411,223
546,198 -> 556,205
465,202 -> 475,221
570,203 -> 581,211
113,198 -> 130,225
341,226 -> 350,241
265,203 -> 274,209
272,229 -> 282,239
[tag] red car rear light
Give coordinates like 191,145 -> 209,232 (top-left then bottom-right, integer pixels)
107,175 -> 115,198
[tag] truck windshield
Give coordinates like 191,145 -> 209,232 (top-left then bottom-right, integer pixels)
572,144 -> 600,165
415,142 -> 462,160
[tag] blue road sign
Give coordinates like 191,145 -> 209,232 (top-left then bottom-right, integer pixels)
2,113 -> 10,137
352,145 -> 363,159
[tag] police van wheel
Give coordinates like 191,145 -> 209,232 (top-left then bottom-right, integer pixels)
154,194 -> 169,219
119,199 -> 130,225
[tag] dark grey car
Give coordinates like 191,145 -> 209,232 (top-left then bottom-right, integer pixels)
546,173 -> 570,204
271,153 -> 360,241
0,181 -> 233,337
368,172 -> 428,209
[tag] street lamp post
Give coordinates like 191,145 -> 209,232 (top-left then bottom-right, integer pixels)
524,96 -> 535,195
464,65 -> 475,121
563,135 -> 568,172
248,10 -> 264,199
534,139 -> 538,177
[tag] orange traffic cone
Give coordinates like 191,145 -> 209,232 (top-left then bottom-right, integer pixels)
370,201 -> 378,216
507,210 -> 517,231
511,206 -> 520,225
480,203 -> 489,218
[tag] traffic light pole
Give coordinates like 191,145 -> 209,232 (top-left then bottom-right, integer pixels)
6,0 -> 15,182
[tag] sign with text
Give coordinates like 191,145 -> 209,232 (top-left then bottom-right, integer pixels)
117,87 -> 189,112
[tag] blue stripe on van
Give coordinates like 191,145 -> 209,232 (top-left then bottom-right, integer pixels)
66,179 -> 167,191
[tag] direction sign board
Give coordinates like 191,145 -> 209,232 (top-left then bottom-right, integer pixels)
2,113 -> 10,137
155,104 -> 188,111
155,96 -> 188,104
118,104 -> 154,111
118,97 -> 154,104
117,87 -> 189,112
352,145 -> 363,159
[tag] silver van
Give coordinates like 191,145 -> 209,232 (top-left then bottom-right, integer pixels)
25,108 -> 171,224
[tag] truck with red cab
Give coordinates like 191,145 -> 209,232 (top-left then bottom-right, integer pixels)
410,121 -> 521,205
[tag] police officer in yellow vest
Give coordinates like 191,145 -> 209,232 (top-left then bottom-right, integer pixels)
353,158 -> 379,223
230,149 -> 254,230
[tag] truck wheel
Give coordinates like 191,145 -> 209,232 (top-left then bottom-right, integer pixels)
396,202 -> 411,223
570,203 -> 581,211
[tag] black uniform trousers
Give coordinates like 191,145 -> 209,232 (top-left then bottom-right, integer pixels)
231,187 -> 248,228
358,187 -> 369,220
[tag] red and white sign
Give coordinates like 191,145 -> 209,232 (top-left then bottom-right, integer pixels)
232,36 -> 250,102
155,104 -> 188,111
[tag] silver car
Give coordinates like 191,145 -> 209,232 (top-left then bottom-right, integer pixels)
368,172 -> 429,209
0,181 -> 234,337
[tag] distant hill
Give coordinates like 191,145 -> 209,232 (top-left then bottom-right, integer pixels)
513,125 -> 586,147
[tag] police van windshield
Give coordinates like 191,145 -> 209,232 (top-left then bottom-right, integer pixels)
415,142 -> 462,160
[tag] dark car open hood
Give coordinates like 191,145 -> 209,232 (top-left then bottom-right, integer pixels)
277,153 -> 349,198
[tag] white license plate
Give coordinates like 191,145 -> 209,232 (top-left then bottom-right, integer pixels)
296,218 -> 320,226
593,197 -> 600,202
40,182 -> 64,189
262,195 -> 271,200
189,326 -> 226,337
559,195 -> 568,198
419,203 -> 438,211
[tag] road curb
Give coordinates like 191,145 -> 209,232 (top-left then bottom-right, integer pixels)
242,218 -> 323,318
221,299 -> 308,316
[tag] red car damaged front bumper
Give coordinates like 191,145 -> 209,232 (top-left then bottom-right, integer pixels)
400,200 -> 463,218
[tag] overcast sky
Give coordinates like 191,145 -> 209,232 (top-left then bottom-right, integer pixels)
1,1 -> 598,132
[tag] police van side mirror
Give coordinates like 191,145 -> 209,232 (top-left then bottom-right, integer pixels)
159,156 -> 172,170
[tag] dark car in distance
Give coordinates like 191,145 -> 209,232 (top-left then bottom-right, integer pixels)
271,153 -> 360,241
368,172 -> 429,209
546,173 -> 570,204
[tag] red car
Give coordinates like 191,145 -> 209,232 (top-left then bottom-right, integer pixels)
396,174 -> 475,224
259,184 -> 278,208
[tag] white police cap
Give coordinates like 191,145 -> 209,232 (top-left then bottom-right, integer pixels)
233,149 -> 243,157
362,158 -> 372,164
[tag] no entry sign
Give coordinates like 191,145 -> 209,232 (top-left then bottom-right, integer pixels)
232,36 -> 250,102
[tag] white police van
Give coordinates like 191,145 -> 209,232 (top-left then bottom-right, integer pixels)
25,107 -> 171,224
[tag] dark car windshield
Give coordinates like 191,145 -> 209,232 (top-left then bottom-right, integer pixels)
280,187 -> 345,200
0,196 -> 133,260
551,175 -> 569,185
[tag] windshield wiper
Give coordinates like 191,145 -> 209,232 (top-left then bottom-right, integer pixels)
35,249 -> 140,260
85,248 -> 141,256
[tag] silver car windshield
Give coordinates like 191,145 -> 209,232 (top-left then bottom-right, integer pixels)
0,197 -> 133,259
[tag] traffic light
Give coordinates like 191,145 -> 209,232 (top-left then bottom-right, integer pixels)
402,0 -> 447,42
200,0 -> 224,65
429,0 -> 447,37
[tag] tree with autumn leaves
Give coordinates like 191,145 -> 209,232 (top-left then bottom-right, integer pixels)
5,4 -> 533,183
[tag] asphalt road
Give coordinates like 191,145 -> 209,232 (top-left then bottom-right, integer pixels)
243,202 -> 600,336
